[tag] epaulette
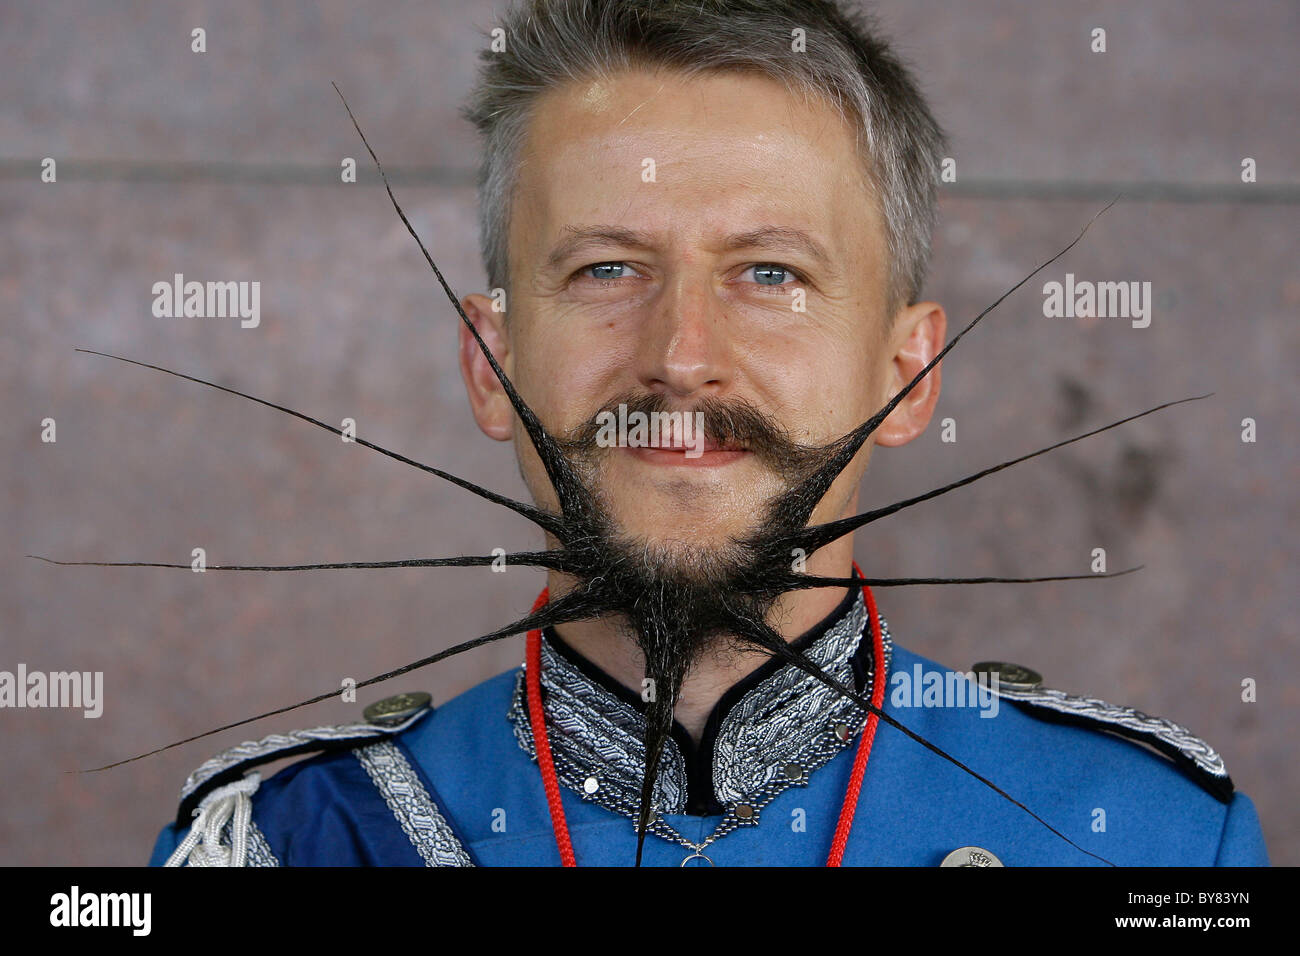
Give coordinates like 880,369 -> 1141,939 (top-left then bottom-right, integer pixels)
174,691 -> 434,824
972,662 -> 1234,803
163,691 -> 478,868
163,692 -> 434,867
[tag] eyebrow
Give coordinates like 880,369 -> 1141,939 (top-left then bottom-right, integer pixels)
721,227 -> 834,271
544,224 -> 835,272
545,226 -> 654,270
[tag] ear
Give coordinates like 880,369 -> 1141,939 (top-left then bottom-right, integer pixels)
873,300 -> 947,447
458,293 -> 515,442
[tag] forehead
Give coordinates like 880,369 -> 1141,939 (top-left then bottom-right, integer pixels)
509,67 -> 887,285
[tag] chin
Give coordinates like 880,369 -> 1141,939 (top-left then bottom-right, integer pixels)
608,524 -> 755,586
601,503 -> 758,556
598,470 -> 785,536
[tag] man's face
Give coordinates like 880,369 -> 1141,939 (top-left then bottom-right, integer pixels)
479,67 -> 900,557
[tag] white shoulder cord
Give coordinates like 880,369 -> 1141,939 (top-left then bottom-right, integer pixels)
164,772 -> 262,867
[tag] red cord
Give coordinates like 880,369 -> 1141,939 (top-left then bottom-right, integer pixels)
526,564 -> 883,867
826,562 -> 884,866
524,586 -> 576,866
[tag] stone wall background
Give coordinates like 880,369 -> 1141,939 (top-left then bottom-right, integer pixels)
2,0 -> 1295,865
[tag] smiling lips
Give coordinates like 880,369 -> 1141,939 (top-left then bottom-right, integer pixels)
625,438 -> 749,466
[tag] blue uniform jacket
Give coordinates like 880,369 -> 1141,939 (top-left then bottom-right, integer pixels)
149,594 -> 1268,867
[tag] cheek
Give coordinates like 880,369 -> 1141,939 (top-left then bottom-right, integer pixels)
508,322 -> 633,430
743,335 -> 880,442
815,361 -> 877,430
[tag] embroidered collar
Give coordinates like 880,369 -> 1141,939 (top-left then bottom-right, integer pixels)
508,586 -> 893,828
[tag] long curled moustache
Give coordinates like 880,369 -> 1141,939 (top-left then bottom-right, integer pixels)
32,85 -> 1211,867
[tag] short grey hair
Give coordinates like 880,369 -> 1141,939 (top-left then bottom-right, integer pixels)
462,0 -> 947,314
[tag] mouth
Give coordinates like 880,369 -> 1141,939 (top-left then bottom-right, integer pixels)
623,442 -> 750,467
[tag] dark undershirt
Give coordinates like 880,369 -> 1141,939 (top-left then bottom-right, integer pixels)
542,582 -> 872,816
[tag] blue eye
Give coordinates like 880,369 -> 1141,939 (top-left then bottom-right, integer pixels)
750,264 -> 799,286
584,262 -> 634,280
576,261 -> 801,286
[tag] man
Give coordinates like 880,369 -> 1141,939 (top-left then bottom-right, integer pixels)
149,0 -> 1267,866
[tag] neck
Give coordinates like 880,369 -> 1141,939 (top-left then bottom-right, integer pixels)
549,536 -> 855,743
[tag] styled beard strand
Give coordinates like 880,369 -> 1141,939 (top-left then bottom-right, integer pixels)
33,87 -> 1212,868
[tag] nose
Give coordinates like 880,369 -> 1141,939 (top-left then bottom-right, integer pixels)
634,271 -> 734,399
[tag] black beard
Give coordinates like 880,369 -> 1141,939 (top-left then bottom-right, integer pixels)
541,420 -> 845,858
550,385 -> 848,703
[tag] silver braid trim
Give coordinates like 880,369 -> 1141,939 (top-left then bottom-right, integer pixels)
180,708 -> 429,804
714,591 -> 875,802
510,641 -> 688,813
354,740 -> 473,867
509,590 -> 892,850
996,684 -> 1228,779
244,820 -> 280,867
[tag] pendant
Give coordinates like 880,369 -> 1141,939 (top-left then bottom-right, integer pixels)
680,850 -> 715,867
